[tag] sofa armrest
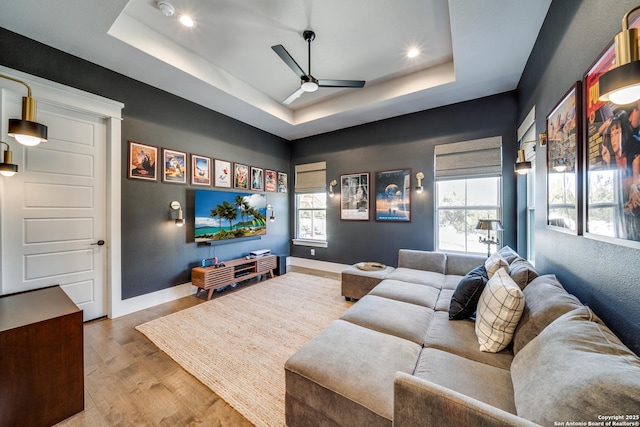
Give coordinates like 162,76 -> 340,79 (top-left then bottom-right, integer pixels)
393,372 -> 540,427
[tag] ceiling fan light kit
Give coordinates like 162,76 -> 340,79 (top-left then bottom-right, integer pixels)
272,30 -> 366,105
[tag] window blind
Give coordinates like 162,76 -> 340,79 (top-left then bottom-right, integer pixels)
434,136 -> 502,180
295,161 -> 327,193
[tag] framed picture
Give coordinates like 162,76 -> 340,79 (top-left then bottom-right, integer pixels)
340,172 -> 369,220
583,18 -> 640,247
265,169 -> 277,192
162,148 -> 187,184
277,172 -> 288,193
546,82 -> 581,234
214,159 -> 232,188
251,166 -> 264,191
375,168 -> 411,222
234,163 -> 249,189
191,154 -> 211,186
127,140 -> 157,181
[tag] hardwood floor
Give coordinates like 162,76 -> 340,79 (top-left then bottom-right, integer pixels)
55,267 -> 338,427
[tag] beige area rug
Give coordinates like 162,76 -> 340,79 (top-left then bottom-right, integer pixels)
136,272 -> 352,427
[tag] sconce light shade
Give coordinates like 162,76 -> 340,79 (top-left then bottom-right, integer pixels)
169,201 -> 185,226
328,179 -> 337,197
415,172 -> 424,193
0,142 -> 18,177
0,74 -> 48,146
270,210 -> 276,222
598,6 -> 640,105
515,149 -> 532,175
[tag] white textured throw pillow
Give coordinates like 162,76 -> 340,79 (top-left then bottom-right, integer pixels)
484,252 -> 509,279
475,267 -> 525,352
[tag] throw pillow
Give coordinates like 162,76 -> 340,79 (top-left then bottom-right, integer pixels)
508,258 -> 538,289
475,268 -> 524,353
511,306 -> 640,426
449,265 -> 489,320
484,252 -> 509,279
498,245 -> 520,264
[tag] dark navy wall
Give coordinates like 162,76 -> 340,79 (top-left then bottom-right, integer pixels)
290,92 -> 519,267
0,28 -> 291,299
517,0 -> 639,355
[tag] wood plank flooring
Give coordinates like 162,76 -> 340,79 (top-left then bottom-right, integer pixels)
55,267 -> 340,427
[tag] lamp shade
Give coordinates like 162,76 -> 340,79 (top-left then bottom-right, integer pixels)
598,60 -> 640,105
474,219 -> 503,231
8,118 -> 48,146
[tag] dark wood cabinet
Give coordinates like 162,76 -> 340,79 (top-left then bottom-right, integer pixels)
0,285 -> 84,427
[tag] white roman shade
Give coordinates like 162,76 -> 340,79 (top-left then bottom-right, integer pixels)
295,161 -> 327,193
435,137 -> 502,180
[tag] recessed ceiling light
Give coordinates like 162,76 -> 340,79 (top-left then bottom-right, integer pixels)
179,14 -> 195,27
407,48 -> 420,58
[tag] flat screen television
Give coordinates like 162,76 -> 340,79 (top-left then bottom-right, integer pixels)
194,189 -> 267,242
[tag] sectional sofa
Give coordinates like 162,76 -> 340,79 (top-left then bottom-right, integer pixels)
284,247 -> 640,426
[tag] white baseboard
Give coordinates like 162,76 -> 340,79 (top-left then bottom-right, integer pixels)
289,257 -> 350,274
110,282 -> 196,319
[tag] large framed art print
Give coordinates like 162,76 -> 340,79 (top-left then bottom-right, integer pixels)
340,172 -> 369,220
375,168 -> 411,222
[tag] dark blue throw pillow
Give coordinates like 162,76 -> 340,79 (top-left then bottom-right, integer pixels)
449,264 -> 489,320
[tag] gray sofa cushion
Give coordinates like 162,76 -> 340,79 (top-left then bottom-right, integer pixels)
512,274 -> 582,355
508,258 -> 538,289
397,249 -> 446,273
444,252 -> 485,276
511,306 -> 640,426
368,279 -> 440,308
414,348 -> 517,415
340,295 -> 435,345
386,267 -> 445,288
498,245 -> 520,264
285,319 -> 422,424
423,311 -> 513,370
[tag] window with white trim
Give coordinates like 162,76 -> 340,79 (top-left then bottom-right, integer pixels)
434,137 -> 503,253
293,162 -> 328,247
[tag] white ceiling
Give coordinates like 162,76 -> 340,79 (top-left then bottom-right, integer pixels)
0,0 -> 551,140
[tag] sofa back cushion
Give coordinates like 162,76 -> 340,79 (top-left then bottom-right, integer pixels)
444,252 -> 486,276
498,245 -> 520,264
512,274 -> 582,355
507,258 -> 538,289
398,249 -> 446,273
511,306 -> 640,426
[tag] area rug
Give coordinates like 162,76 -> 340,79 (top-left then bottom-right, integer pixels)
136,272 -> 352,427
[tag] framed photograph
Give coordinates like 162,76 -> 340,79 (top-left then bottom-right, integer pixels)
265,169 -> 277,192
546,82 -> 581,234
375,168 -> 411,222
234,163 -> 249,189
583,18 -> 640,246
277,172 -> 288,193
191,154 -> 211,186
340,172 -> 369,220
127,140 -> 157,181
251,167 -> 264,191
162,148 -> 187,184
214,159 -> 232,188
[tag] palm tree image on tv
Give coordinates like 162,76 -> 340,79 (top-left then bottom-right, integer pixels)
195,190 -> 267,242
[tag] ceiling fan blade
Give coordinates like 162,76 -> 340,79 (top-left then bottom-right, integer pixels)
318,79 -> 366,88
271,45 -> 307,79
282,87 -> 305,105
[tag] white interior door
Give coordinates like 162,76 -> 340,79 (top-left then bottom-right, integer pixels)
1,93 -> 107,321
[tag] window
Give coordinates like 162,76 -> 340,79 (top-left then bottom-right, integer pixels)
436,177 -> 502,253
296,193 -> 327,242
293,161 -> 328,247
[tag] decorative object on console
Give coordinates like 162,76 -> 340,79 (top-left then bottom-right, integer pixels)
0,141 -> 18,177
474,219 -> 503,257
414,172 -> 424,193
328,179 -> 337,197
546,82 -> 581,234
0,73 -> 48,146
169,201 -> 184,227
128,140 -> 158,181
355,262 -> 386,271
190,154 -> 211,186
598,5 -> 640,105
162,148 -> 187,184
375,168 -> 411,222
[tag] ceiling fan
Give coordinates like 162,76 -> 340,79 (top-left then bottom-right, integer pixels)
271,30 -> 366,105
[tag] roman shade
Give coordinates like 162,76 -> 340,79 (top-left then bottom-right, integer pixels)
295,161 -> 326,193
434,137 -> 502,180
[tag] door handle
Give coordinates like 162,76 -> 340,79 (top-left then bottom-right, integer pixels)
91,240 -> 105,246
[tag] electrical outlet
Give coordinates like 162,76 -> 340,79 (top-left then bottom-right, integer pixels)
310,249 -> 315,256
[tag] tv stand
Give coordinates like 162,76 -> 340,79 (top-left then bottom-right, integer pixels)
191,255 -> 276,300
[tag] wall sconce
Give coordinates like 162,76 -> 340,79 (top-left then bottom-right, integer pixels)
514,132 -> 545,175
415,172 -> 424,193
0,141 -> 19,177
599,5 -> 640,105
169,201 -> 185,226
0,74 -> 48,146
474,219 -> 503,257
267,204 -> 276,222
328,179 -> 338,197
